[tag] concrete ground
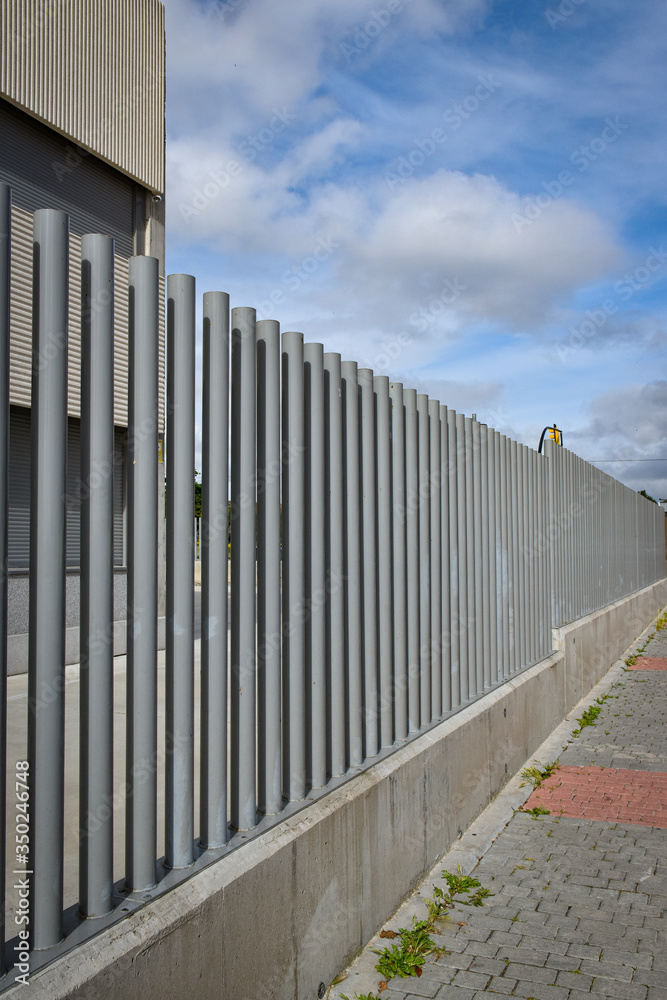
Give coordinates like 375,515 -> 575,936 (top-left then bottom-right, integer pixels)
333,614 -> 667,1000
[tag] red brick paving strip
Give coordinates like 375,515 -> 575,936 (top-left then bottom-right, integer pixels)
627,656 -> 667,670
525,765 -> 667,828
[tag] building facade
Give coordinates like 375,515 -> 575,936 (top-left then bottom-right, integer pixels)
1,0 -> 166,671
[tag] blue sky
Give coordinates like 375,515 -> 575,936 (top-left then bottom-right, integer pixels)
163,0 -> 667,498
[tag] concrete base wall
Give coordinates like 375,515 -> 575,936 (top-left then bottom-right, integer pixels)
25,579 -> 667,1000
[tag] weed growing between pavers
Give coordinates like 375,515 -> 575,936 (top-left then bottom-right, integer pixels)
337,866 -> 494,1000
521,806 -> 552,820
572,693 -> 612,736
519,759 -> 559,788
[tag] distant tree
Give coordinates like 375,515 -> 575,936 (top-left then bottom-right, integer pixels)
638,489 -> 657,504
194,470 -> 202,518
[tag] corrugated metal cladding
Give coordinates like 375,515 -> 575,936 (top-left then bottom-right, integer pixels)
1,99 -> 165,427
0,0 -> 165,194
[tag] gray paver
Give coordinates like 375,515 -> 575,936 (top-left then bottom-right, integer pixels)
329,614 -> 667,1000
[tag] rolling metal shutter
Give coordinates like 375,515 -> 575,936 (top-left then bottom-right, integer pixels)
8,405 -> 126,569
0,97 -> 133,425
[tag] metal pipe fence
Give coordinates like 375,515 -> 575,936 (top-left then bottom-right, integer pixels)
0,190 -> 665,978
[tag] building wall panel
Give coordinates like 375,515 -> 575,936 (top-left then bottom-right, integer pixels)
1,0 -> 165,193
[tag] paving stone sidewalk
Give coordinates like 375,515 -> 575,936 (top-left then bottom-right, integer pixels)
332,614 -> 667,1000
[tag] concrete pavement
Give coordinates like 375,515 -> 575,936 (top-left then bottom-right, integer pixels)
333,611 -> 667,1000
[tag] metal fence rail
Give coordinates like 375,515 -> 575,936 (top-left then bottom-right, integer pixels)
545,440 -> 664,626
0,188 -> 665,978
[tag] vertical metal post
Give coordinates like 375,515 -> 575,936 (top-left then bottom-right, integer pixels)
126,254 -> 159,892
486,427 -> 498,685
282,331 -> 306,798
540,448 -> 550,655
509,439 -> 519,673
546,439 -> 558,626
257,320 -> 282,810
256,319 -> 282,815
517,445 -> 527,670
358,369 -> 378,758
535,450 -> 545,658
543,449 -> 552,654
390,382 -> 408,740
200,291 -> 230,847
472,418 -> 483,694
0,183 -> 10,961
440,405 -> 451,712
342,361 -> 362,765
428,399 -> 441,720
457,413 -> 469,701
447,410 -> 460,707
165,274 -> 195,868
404,388 -> 420,731
528,448 -> 537,664
499,435 -> 510,678
231,307 -> 257,829
79,233 -> 114,916
529,447 -> 536,653
417,393 -> 430,726
491,430 -> 501,683
374,376 -> 393,748
568,450 -> 575,622
304,341 -> 326,788
28,209 -> 68,947
324,353 -> 346,775
479,423 -> 491,689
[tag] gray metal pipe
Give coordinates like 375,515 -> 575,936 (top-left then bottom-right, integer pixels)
428,399 -> 441,720
342,360 -> 363,766
472,418 -> 483,694
528,449 -> 537,664
479,423 -> 491,690
324,353 -> 346,775
358,368 -> 378,758
283,332 -> 306,797
498,435 -> 510,679
28,209 -> 69,947
389,382 -> 408,740
374,376 -> 393,748
518,445 -> 528,669
456,413 -> 469,701
257,320 -> 283,811
166,274 -> 196,869
440,406 -> 451,712
200,291 -> 230,847
508,441 -> 523,673
126,254 -> 159,893
231,307 -> 258,830
491,430 -> 501,683
405,388 -> 420,731
79,233 -> 115,916
447,410 -> 460,707
417,393 -> 430,726
304,342 -> 327,788
0,183 -> 9,962
486,427 -> 497,685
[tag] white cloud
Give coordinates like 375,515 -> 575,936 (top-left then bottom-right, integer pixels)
335,170 -> 621,330
570,381 -> 667,497
164,0 -> 490,133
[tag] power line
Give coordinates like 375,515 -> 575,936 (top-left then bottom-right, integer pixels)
588,458 -> 667,462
